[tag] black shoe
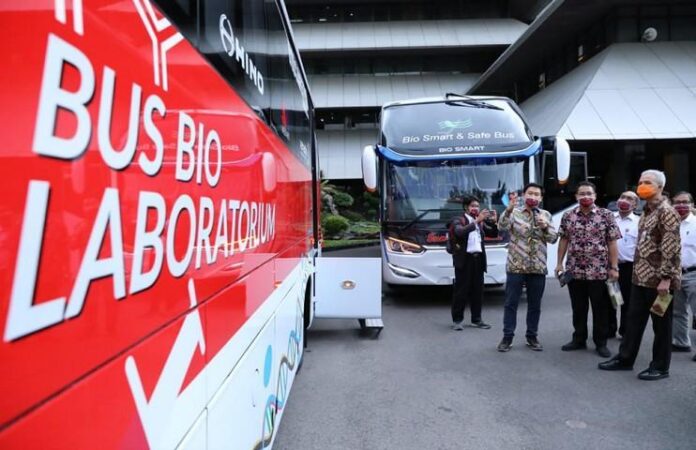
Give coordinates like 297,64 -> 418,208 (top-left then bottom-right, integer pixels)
692,354 -> 696,362
471,321 -> 491,329
637,368 -> 669,381
671,344 -> 691,352
561,341 -> 586,351
596,346 -> 611,358
692,316 -> 696,330
526,336 -> 543,351
598,358 -> 633,371
497,337 -> 513,352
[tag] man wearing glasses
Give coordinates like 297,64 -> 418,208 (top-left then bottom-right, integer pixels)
671,192 -> 696,361
556,181 -> 621,358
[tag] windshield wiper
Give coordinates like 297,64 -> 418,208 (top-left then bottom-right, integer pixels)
445,99 -> 503,110
401,208 -> 461,231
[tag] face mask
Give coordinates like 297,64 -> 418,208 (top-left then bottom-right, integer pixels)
469,208 -> 480,217
636,184 -> 658,200
525,198 -> 540,208
617,199 -> 632,212
674,204 -> 691,217
579,197 -> 594,207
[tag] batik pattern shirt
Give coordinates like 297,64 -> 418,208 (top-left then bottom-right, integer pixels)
559,206 -> 621,280
632,201 -> 681,289
498,207 -> 558,274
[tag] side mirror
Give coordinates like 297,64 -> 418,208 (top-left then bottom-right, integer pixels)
555,137 -> 570,185
362,145 -> 378,192
540,136 -> 571,185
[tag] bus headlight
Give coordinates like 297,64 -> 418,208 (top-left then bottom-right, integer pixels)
385,237 -> 425,254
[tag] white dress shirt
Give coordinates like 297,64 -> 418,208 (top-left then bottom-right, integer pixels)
614,211 -> 638,263
464,213 -> 482,253
680,213 -> 696,269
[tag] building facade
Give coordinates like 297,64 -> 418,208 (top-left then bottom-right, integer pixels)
470,0 -> 696,207
287,0 -> 550,180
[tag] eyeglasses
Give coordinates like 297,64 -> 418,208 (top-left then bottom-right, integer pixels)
673,200 -> 693,205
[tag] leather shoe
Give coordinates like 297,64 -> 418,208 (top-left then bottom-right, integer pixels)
637,368 -> 669,381
561,341 -> 586,351
596,346 -> 611,358
692,354 -> 696,362
598,358 -> 632,371
671,344 -> 691,352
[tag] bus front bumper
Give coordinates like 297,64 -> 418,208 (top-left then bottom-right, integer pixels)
383,246 -> 507,286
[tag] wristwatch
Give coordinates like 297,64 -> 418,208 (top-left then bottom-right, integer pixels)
610,266 -> 619,271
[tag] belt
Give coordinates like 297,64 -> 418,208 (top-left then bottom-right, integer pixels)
683,266 -> 696,274
618,261 -> 633,265
466,252 -> 482,258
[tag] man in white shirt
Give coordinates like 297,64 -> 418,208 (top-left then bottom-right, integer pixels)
671,192 -> 696,360
610,191 -> 640,337
449,196 -> 498,330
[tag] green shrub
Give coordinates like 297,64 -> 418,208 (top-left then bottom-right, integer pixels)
342,210 -> 364,221
321,214 -> 350,237
348,221 -> 380,238
333,191 -> 354,208
362,191 -> 379,208
366,208 -> 377,220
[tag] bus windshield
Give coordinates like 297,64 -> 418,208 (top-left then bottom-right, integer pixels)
384,159 -> 526,223
381,100 -> 533,155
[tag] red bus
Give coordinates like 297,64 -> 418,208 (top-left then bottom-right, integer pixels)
0,0 -> 322,447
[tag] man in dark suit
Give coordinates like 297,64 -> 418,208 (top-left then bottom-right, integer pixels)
449,196 -> 498,330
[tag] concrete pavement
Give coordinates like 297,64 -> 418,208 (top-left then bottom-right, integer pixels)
275,270 -> 695,449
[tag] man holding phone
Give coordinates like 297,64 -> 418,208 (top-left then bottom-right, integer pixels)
450,196 -> 498,330
496,183 -> 558,352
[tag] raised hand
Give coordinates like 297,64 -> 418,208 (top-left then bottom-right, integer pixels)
507,192 -> 518,211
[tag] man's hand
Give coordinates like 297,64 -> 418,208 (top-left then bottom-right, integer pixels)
657,278 -> 671,296
536,214 -> 549,230
555,265 -> 564,278
608,268 -> 619,281
476,209 -> 491,223
507,192 -> 518,211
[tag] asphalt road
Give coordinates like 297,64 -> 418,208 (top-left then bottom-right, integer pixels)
274,246 -> 695,450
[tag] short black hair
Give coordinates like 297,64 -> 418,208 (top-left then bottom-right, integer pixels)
523,182 -> 544,196
462,195 -> 480,208
673,191 -> 694,203
576,181 -> 596,194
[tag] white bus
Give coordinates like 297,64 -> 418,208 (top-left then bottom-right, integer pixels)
362,95 -> 573,287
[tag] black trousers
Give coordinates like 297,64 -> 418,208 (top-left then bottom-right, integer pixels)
451,253 -> 484,323
568,279 -> 609,347
618,284 -> 673,372
608,262 -> 634,336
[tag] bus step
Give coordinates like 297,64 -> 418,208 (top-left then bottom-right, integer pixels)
358,318 -> 384,338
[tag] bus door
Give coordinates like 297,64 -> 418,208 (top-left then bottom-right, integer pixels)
313,257 -> 383,337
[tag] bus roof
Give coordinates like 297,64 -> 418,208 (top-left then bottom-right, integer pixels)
381,95 -> 515,110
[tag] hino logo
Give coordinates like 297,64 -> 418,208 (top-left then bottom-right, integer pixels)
133,0 -> 184,91
219,14 -> 265,95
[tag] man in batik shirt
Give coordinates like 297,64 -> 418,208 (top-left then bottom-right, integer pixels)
599,170 -> 681,380
556,181 -> 621,358
496,183 -> 558,352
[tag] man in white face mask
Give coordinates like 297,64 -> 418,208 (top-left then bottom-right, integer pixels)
609,191 -> 640,338
671,192 -> 696,361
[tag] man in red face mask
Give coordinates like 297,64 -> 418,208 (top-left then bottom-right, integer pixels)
496,183 -> 558,352
449,195 -> 498,330
609,191 -> 640,338
599,170 -> 681,380
670,192 -> 696,361
556,181 -> 621,358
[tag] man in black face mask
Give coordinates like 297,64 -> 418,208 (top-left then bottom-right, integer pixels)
449,196 -> 498,330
